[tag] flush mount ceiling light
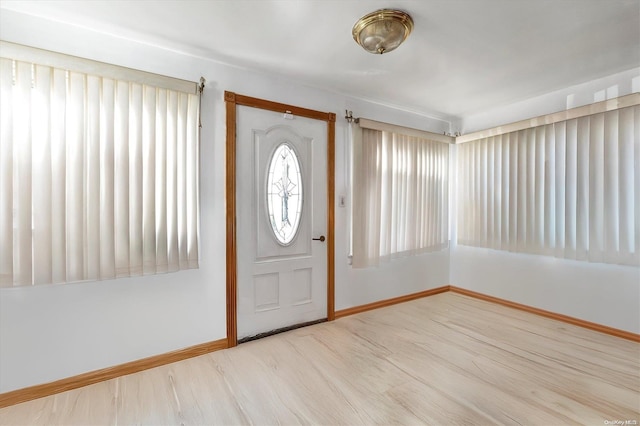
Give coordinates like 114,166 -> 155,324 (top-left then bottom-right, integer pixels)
352,9 -> 414,54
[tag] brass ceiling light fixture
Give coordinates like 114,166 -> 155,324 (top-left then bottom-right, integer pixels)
352,9 -> 414,54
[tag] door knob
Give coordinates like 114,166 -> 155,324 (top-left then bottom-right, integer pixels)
312,235 -> 326,242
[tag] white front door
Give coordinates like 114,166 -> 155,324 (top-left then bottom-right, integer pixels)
236,105 -> 327,340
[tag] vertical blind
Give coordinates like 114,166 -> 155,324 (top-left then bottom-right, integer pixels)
457,105 -> 639,266
352,126 -> 449,267
0,55 -> 200,287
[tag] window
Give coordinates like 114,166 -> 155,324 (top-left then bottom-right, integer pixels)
266,142 -> 303,245
0,42 -> 201,286
456,105 -> 639,266
351,122 -> 450,267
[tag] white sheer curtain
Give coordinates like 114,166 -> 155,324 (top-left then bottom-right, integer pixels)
0,54 -> 200,287
352,125 -> 449,268
457,105 -> 639,266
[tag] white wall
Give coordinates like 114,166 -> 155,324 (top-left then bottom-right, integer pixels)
451,246 -> 640,333
0,10 -> 451,392
460,67 -> 640,134
451,69 -> 640,334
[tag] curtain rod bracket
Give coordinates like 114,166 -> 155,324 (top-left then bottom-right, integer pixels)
198,77 -> 205,128
345,110 -> 358,123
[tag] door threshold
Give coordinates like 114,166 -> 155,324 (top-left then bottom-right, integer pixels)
238,318 -> 328,344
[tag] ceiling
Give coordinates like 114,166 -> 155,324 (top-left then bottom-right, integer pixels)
1,0 -> 639,122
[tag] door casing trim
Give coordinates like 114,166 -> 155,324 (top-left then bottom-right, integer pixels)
224,91 -> 336,348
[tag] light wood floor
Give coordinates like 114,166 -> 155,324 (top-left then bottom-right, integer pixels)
1,292 -> 639,425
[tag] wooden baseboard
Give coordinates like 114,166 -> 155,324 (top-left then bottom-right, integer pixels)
449,286 -> 640,343
0,338 -> 227,409
335,285 -> 639,342
334,286 -> 450,319
3,285 -> 637,408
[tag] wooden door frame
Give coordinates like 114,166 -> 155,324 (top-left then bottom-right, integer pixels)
224,91 -> 336,348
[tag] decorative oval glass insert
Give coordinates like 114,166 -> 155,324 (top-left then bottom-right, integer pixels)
267,143 -> 303,245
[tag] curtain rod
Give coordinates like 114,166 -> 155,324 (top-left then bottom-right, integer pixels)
345,110 -> 455,144
456,92 -> 640,144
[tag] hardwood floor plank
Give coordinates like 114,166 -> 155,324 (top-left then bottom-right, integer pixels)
385,381 -> 496,425
1,292 -> 638,425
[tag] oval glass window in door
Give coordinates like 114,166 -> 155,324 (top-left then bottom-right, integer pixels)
266,143 -> 303,245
